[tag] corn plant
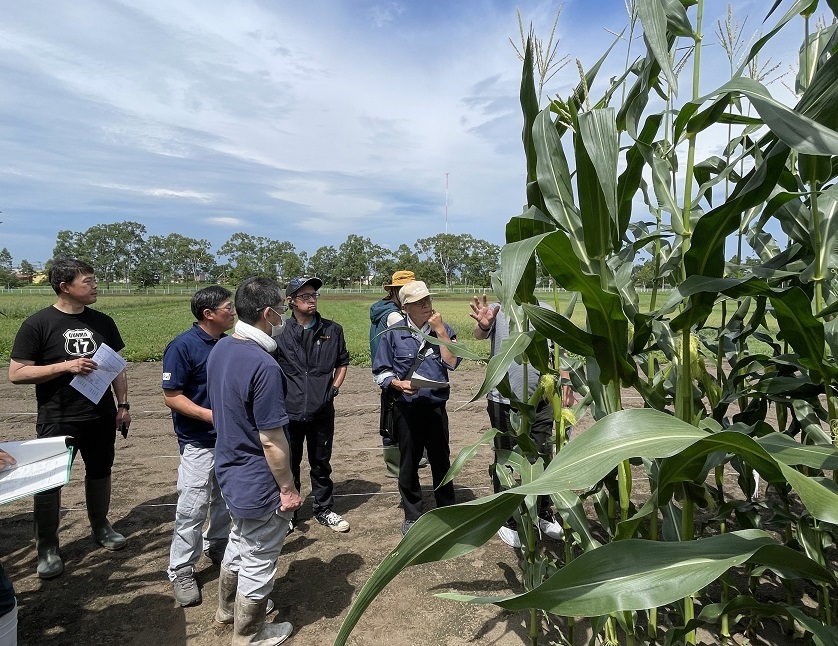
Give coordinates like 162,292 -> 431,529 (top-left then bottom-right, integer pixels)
336,1 -> 838,644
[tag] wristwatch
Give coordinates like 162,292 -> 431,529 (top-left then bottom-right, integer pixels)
117,402 -> 130,410
331,387 -> 340,398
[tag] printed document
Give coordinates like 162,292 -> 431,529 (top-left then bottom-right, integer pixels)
0,437 -> 73,505
70,343 -> 127,404
410,371 -> 449,390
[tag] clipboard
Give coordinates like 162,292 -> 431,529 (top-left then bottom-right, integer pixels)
0,437 -> 74,506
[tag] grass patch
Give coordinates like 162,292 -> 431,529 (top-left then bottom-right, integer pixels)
0,293 -> 491,365
0,291 -> 778,366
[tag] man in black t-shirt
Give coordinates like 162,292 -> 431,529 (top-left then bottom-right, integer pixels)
9,258 -> 131,579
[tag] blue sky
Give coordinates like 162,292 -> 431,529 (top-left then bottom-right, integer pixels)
0,0 -> 803,267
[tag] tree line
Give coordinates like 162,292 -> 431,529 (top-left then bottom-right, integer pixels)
8,222 -> 503,289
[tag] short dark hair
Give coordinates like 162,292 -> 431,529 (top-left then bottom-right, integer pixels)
190,285 -> 232,320
49,258 -> 95,295
234,277 -> 282,324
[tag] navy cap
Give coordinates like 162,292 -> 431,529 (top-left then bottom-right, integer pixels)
286,276 -> 323,297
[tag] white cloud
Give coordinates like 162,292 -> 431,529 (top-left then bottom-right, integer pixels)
207,217 -> 245,227
0,0 -> 805,264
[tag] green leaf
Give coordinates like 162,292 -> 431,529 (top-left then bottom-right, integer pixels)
334,493 -> 524,646
438,530 -> 791,615
468,331 -> 532,403
551,489 -> 601,552
618,114 -> 663,237
578,108 -> 620,250
534,108 -> 581,238
516,409 -> 708,494
693,77 -> 838,155
441,427 -> 499,487
536,231 -> 633,385
389,326 -> 484,361
636,0 -> 678,95
574,113 -> 615,259
757,432 -> 838,470
737,0 -> 827,78
522,303 -> 596,357
521,38 -> 539,183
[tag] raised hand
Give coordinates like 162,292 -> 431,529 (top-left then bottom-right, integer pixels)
469,294 -> 496,331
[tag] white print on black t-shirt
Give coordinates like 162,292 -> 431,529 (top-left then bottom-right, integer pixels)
64,328 -> 98,357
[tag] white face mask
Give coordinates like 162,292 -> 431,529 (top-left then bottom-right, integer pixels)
268,307 -> 286,337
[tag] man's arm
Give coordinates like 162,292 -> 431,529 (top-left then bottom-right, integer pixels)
259,427 -> 303,512
163,389 -> 213,425
8,357 -> 97,384
112,368 -> 131,430
332,365 -> 347,390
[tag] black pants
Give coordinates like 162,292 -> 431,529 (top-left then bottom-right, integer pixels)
393,401 -> 456,521
288,417 -> 335,514
487,400 -> 553,521
37,416 -> 116,481
379,389 -> 396,447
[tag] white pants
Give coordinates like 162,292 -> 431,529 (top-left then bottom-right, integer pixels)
223,510 -> 292,600
0,600 -> 17,646
167,445 -> 231,579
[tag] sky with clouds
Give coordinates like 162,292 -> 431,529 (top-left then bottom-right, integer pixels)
0,0 -> 805,267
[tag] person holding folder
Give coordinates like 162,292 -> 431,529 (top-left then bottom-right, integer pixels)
372,281 -> 460,536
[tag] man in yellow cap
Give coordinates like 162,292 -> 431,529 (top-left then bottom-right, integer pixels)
369,270 -> 416,477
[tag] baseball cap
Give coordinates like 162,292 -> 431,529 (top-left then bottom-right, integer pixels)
384,270 -> 416,291
399,280 -> 432,305
286,276 -> 323,297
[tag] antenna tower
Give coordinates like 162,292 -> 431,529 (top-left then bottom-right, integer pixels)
444,172 -> 449,234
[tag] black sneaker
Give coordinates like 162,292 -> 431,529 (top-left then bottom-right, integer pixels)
315,510 -> 350,532
203,542 -> 226,565
172,565 -> 201,606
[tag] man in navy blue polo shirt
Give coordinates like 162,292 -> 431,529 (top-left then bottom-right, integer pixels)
163,286 -> 236,607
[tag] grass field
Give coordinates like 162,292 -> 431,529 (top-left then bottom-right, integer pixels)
0,292 -> 498,365
0,290 -> 770,366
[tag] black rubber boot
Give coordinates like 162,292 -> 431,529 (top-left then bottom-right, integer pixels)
382,446 -> 400,479
85,476 -> 126,551
33,489 -> 64,579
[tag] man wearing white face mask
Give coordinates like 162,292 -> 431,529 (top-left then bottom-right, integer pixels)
275,276 -> 350,534
207,276 -> 302,644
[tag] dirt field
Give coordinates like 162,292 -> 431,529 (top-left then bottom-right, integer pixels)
0,361 -> 596,646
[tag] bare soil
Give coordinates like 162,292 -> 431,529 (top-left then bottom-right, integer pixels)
0,362 -> 597,646
0,363 -> 803,646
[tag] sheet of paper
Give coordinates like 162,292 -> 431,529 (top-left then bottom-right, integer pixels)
410,372 -> 450,389
0,438 -> 73,506
69,343 -> 127,404
0,437 -> 69,467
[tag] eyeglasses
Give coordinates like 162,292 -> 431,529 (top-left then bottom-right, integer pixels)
293,293 -> 319,302
267,305 -> 288,316
213,303 -> 235,312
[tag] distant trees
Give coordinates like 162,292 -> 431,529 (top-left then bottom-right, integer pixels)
38,222 -> 501,289
0,248 -> 18,288
18,260 -> 35,283
308,245 -> 339,286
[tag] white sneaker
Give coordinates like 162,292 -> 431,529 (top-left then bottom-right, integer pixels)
315,509 -> 350,532
538,515 -> 564,540
497,525 -> 521,548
